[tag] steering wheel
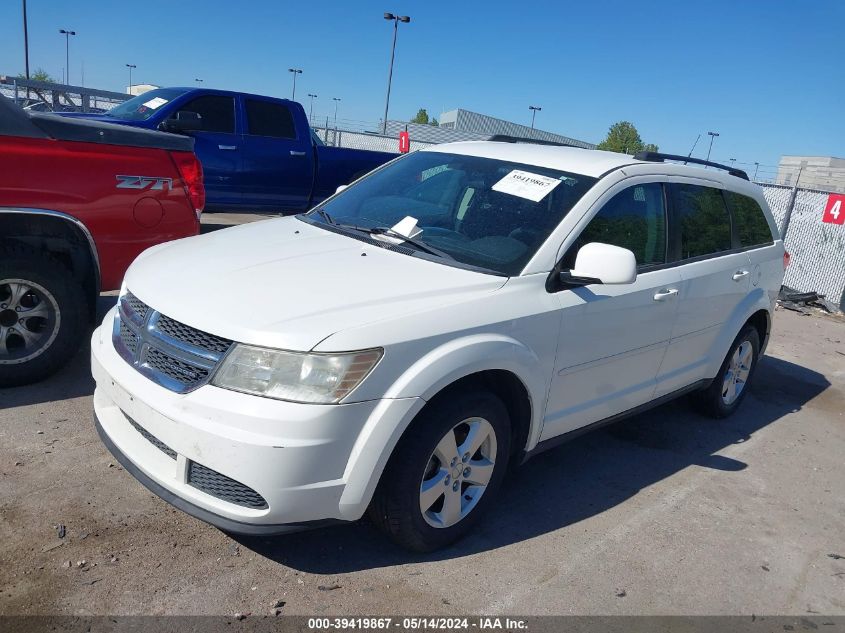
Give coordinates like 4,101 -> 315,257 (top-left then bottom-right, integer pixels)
508,227 -> 540,244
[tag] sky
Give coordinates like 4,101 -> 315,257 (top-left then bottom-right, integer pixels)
2,0 -> 843,181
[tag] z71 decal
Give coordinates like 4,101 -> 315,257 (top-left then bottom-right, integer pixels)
115,175 -> 173,191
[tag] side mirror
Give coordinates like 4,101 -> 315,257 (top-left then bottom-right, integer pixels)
335,185 -> 348,194
561,242 -> 637,286
160,111 -> 202,133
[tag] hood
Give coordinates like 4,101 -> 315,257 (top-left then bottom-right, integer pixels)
125,216 -> 507,351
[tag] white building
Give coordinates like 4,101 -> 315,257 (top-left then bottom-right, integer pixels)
777,155 -> 845,193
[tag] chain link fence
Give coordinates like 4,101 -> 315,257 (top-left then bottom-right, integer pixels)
0,76 -> 128,113
760,183 -> 845,310
313,126 -> 435,153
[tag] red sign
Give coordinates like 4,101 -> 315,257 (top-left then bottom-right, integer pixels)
823,194 -> 845,225
398,131 -> 410,154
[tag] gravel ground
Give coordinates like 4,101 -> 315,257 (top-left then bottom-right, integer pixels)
1,218 -> 843,616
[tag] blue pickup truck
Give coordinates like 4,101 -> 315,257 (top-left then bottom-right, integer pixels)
65,88 -> 396,212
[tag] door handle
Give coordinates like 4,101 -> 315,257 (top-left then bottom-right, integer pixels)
653,288 -> 679,301
289,150 -> 307,156
218,145 -> 237,150
732,270 -> 750,281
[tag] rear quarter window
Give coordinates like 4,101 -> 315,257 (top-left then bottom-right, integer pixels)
725,191 -> 775,247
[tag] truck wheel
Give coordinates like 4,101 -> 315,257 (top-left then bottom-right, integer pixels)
0,244 -> 87,387
691,325 -> 761,419
369,391 -> 511,552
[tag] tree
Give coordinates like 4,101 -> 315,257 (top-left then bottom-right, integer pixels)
597,121 -> 658,154
411,108 -> 430,124
19,68 -> 54,82
410,108 -> 439,126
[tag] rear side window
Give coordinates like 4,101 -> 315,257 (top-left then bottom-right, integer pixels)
725,191 -> 774,247
177,96 -> 235,134
671,184 -> 732,259
245,100 -> 296,139
567,183 -> 667,268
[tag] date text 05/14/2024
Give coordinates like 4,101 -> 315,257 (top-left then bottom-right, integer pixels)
306,617 -> 529,630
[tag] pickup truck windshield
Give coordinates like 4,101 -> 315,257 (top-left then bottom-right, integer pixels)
307,151 -> 597,275
105,88 -> 189,121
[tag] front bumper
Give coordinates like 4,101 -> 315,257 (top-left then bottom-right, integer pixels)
91,310 -> 421,532
93,413 -> 331,535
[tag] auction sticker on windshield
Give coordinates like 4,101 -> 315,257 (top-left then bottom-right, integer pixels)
142,97 -> 168,109
492,169 -> 562,202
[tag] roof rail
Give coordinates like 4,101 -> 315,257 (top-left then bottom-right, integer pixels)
634,151 -> 749,180
487,134 -> 583,148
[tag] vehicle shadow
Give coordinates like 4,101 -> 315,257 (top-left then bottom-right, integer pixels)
0,295 -> 117,409
236,355 -> 831,572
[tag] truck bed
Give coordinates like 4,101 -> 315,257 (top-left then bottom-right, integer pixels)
312,145 -> 396,204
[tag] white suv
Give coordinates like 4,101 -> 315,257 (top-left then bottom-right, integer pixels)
91,142 -> 785,551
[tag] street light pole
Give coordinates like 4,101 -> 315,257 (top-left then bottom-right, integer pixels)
125,64 -> 136,94
195,78 -> 203,85
22,0 -> 30,81
332,97 -> 341,130
288,68 -> 302,101
705,131 -> 719,162
753,162 -> 760,180
529,105 -> 541,132
381,12 -> 411,135
59,29 -> 76,85
307,93 -> 318,124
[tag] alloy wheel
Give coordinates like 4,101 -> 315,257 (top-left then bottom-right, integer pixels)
0,279 -> 61,365
419,417 -> 497,529
721,340 -> 753,405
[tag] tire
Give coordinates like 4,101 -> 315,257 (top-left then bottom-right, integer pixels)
369,390 -> 511,552
0,244 -> 87,387
691,325 -> 761,419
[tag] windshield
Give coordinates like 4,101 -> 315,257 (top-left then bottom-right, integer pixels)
306,151 -> 597,275
106,88 -> 189,121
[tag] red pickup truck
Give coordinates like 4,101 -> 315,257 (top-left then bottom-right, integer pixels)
0,96 -> 204,386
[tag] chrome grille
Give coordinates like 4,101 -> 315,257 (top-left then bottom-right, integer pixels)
123,291 -> 149,322
126,415 -> 176,460
187,461 -> 268,509
145,347 -> 210,384
156,314 -> 232,354
119,321 -> 138,355
113,292 -> 232,393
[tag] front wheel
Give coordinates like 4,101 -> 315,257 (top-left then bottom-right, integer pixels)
692,325 -> 761,418
369,391 -> 511,552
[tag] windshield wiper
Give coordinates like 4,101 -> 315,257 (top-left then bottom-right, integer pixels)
314,209 -> 337,225
365,226 -> 455,260
310,215 -> 454,260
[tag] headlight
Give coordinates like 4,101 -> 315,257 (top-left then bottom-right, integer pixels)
211,345 -> 382,404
